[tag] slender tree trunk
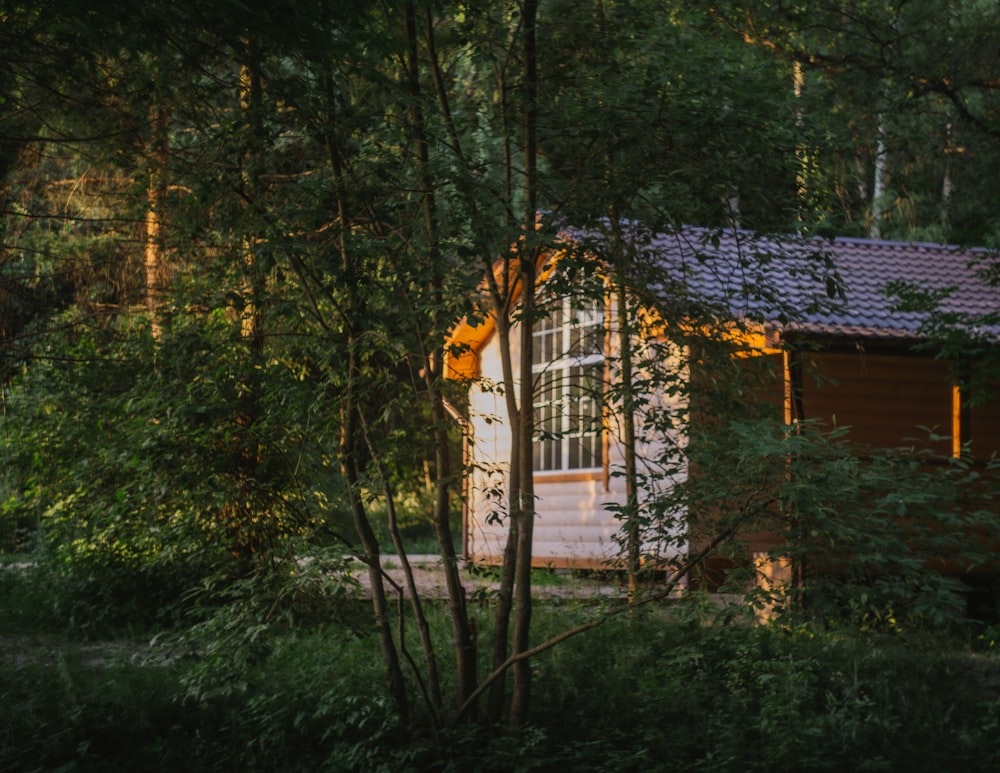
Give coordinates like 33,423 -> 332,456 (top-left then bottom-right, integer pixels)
508,246 -> 536,728
605,189 -> 639,597
341,407 -> 409,719
870,111 -> 889,239
223,51 -> 269,563
358,407 -> 442,718
488,310 -> 520,723
429,382 -> 478,709
324,74 -> 409,719
402,1 -> 478,712
941,121 -> 955,235
595,4 -> 640,599
484,4 -> 520,723
793,61 -> 807,227
615,269 -> 640,599
145,104 -> 169,343
508,0 -> 539,729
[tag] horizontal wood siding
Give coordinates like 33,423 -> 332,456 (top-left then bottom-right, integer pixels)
969,381 -> 1000,459
465,314 -> 686,566
801,353 -> 952,453
467,477 -> 625,566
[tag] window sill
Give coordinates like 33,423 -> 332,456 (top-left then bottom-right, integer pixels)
532,469 -> 603,483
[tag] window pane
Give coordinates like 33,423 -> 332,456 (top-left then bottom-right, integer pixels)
532,306 -> 564,366
567,364 -> 602,469
534,370 -> 560,471
569,435 -> 598,470
570,316 -> 603,358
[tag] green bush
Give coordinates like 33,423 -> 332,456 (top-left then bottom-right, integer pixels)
2,596 -> 1000,771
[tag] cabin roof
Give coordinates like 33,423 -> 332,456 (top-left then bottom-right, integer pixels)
445,225 -> 1000,379
585,224 -> 1000,342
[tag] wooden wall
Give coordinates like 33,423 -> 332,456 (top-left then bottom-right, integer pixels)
969,381 -> 1000,459
800,352 -> 953,454
464,311 -> 686,568
699,347 -> 1000,589
797,351 -> 1000,458
464,329 -> 1000,572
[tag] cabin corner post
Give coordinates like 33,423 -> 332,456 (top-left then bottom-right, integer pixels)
783,348 -> 805,426
602,290 -> 613,494
773,346 -> 806,603
952,360 -> 971,459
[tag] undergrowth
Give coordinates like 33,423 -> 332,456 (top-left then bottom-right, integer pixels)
3,564 -> 1000,772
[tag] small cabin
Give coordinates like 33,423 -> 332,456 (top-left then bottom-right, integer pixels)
446,225 -> 1000,571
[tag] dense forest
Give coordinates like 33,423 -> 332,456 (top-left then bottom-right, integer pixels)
3,1 -> 1000,768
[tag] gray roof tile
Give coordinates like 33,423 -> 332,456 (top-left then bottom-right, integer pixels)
570,225 -> 1000,342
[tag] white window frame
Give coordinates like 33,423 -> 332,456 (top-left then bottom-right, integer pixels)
531,297 -> 605,473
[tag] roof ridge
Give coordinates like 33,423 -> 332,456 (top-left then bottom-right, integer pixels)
829,234 -> 992,253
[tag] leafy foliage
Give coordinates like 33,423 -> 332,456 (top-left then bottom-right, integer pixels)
705,420 -> 998,629
2,608 -> 1000,771
3,0 -> 1000,743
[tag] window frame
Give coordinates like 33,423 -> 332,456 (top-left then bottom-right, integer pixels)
531,296 -> 606,475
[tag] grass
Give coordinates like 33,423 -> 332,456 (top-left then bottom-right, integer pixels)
3,558 -> 1000,771
465,562 -> 576,586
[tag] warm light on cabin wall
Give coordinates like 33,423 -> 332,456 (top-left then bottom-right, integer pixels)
952,383 -> 962,459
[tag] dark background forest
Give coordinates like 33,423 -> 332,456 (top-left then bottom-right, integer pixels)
3,1 -> 1000,769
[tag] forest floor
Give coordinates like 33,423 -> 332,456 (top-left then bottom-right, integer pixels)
348,554 -> 673,602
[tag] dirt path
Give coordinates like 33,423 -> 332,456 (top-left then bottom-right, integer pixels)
348,555 -> 629,601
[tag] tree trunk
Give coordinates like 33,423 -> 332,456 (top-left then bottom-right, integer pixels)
359,406 -> 442,718
324,73 -> 409,719
224,51 -> 269,563
488,310 -> 520,724
508,0 -> 539,729
615,268 -> 640,600
144,104 -> 169,343
941,121 -> 955,235
870,110 -> 889,239
341,407 -> 409,720
429,383 -> 478,710
403,0 -> 478,713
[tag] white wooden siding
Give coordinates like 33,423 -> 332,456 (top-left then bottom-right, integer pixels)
465,313 -> 687,567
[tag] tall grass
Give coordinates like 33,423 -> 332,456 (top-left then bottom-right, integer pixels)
2,563 -> 1000,771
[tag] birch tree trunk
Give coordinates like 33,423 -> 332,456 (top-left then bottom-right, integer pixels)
869,111 -> 889,239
